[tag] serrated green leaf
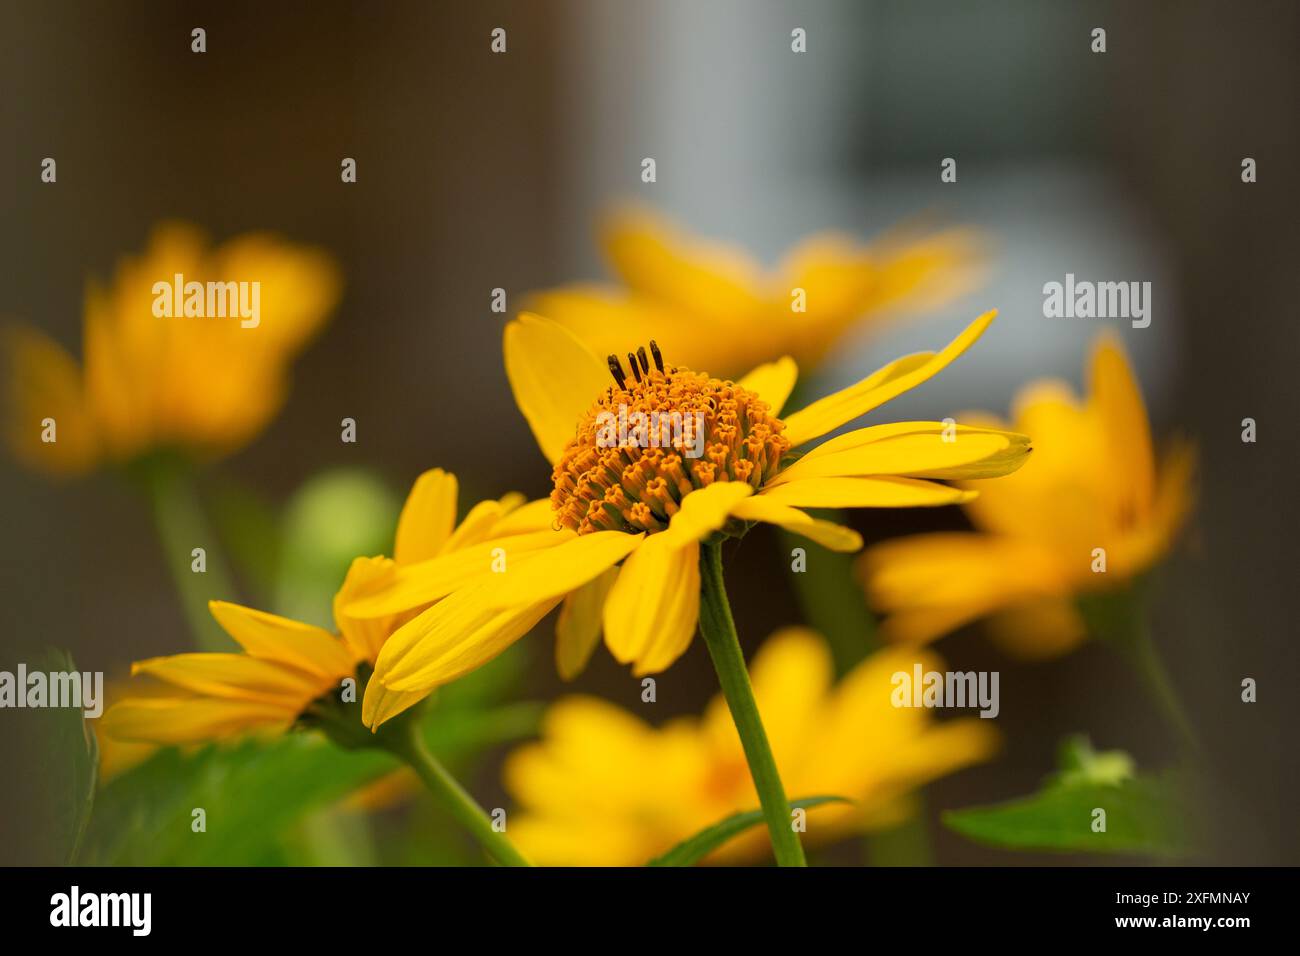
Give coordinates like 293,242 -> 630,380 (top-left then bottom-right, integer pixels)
647,796 -> 851,867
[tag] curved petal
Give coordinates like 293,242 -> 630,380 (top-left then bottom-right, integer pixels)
487,497 -> 557,537
735,356 -> 799,416
343,529 -> 569,619
1088,333 -> 1155,518
859,532 -> 1072,645
130,653 -> 325,704
371,532 -> 641,695
208,601 -> 356,678
601,206 -> 764,319
477,531 -> 644,611
555,566 -> 619,681
603,535 -> 701,675
394,468 -> 458,565
662,481 -> 754,546
770,422 -> 1031,485
760,476 -> 975,509
2,324 -> 100,475
368,593 -> 560,709
360,679 -> 439,731
504,312 -> 610,464
729,496 -> 863,552
333,555 -> 400,663
781,310 -> 997,447
100,696 -> 295,745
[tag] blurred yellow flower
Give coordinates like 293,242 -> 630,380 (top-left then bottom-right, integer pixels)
3,222 -> 342,476
527,206 -> 984,377
503,628 -> 998,866
101,469 -> 549,743
352,309 -> 1030,728
860,333 -> 1195,659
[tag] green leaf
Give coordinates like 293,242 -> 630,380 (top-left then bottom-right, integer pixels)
82,701 -> 541,865
942,736 -> 1197,858
32,649 -> 99,864
647,796 -> 851,867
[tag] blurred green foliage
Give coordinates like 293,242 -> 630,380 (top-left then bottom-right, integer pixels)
943,736 -> 1198,858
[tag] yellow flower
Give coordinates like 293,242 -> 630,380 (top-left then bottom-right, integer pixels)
503,628 -> 998,866
101,469 -> 550,744
3,222 -> 342,476
859,333 -> 1195,659
527,205 -> 984,376
352,309 -> 1031,728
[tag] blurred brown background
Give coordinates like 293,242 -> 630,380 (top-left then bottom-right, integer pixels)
2,0 -> 1297,865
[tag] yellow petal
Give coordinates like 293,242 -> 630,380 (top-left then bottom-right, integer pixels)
504,312 -> 610,464
100,696 -> 295,745
394,468 -> 458,565
208,601 -> 355,679
473,531 -> 644,611
661,481 -> 754,547
359,678 -> 434,730
729,497 -> 863,552
603,535 -> 701,675
706,628 -> 832,762
333,555 -> 400,663
368,592 -> 559,707
761,476 -> 975,509
601,205 -> 764,320
370,533 -> 640,696
1,325 -> 100,475
781,310 -> 997,447
859,533 -> 1071,644
735,356 -> 799,416
439,498 -> 511,554
984,597 -> 1088,660
487,497 -> 556,536
771,422 -> 1031,485
131,653 -> 325,704
555,566 -> 618,681
1088,333 -> 1155,519
343,529 -> 569,619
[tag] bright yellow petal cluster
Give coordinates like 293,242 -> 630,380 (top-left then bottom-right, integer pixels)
3,222 -> 341,475
353,309 -> 1031,727
101,469 -> 545,744
527,206 -> 985,377
860,333 -> 1195,658
502,629 -> 998,865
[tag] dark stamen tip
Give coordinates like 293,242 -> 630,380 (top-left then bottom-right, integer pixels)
636,346 -> 650,375
607,354 -> 628,389
627,352 -> 643,383
649,340 -> 665,372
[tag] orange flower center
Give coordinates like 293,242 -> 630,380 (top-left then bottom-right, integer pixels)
550,343 -> 790,535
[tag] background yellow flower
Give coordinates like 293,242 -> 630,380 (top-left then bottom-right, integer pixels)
527,205 -> 984,378
860,333 -> 1195,659
3,222 -> 341,475
503,628 -> 998,866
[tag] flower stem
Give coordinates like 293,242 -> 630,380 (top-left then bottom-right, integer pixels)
387,721 -> 533,867
139,457 -> 239,652
1081,586 -> 1200,756
698,541 -> 807,867
1123,621 -> 1200,755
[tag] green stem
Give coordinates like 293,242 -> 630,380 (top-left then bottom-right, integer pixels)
1081,587 -> 1200,756
698,541 -> 807,867
387,721 -> 532,867
775,522 -> 933,866
140,458 -> 239,651
1124,623 -> 1200,755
